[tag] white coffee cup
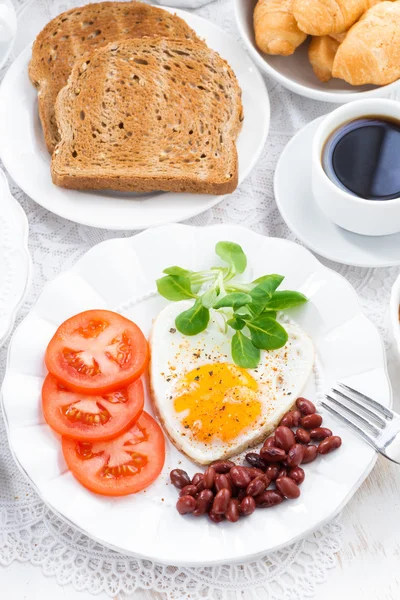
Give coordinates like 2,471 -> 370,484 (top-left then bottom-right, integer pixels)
312,99 -> 400,237
0,1 -> 17,69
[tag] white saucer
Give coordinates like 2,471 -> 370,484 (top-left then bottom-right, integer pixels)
274,116 -> 400,268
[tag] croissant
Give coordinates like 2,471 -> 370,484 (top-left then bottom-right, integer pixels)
327,0 -> 389,42
332,1 -> 400,85
308,36 -> 341,82
254,0 -> 307,56
293,0 -> 370,35
329,31 -> 347,43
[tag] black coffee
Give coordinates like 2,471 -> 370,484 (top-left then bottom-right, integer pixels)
322,117 -> 400,201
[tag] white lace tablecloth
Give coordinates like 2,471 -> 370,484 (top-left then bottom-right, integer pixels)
1,0 -> 399,598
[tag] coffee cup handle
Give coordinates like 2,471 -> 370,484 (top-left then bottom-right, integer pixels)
0,4 -> 17,44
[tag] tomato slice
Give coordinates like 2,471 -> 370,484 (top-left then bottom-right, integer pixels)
45,310 -> 149,394
42,374 -> 144,441
62,411 -> 165,496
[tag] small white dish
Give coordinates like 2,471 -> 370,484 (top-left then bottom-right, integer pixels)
274,117 -> 400,268
0,0 -> 17,70
0,168 -> 31,346
0,8 -> 269,231
1,224 -> 391,565
390,275 -> 400,359
312,99 -> 400,236
234,0 -> 400,103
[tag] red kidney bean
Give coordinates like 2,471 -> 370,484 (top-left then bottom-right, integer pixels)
176,495 -> 196,514
196,480 -> 206,493
213,488 -> 231,514
237,489 -> 247,502
230,466 -> 252,488
260,446 -> 287,463
192,472 -> 204,486
300,414 -> 322,430
211,460 -> 235,474
279,411 -> 294,427
256,490 -> 284,508
318,436 -> 342,454
266,465 -> 280,481
295,428 -> 311,444
286,444 -> 305,467
170,469 -> 191,489
276,477 -> 301,499
263,436 -> 276,449
279,409 -> 301,428
203,466 -> 215,489
296,397 -> 316,415
214,473 -> 232,493
291,410 -> 302,427
275,426 -> 296,452
288,466 -> 305,485
208,510 -> 224,523
179,484 -> 197,497
245,453 -> 268,470
277,466 -> 288,479
240,495 -> 256,516
302,444 -> 318,464
246,475 -> 268,497
225,472 -> 238,497
310,427 -> 332,441
248,467 -> 266,478
226,499 -> 240,523
193,489 -> 214,516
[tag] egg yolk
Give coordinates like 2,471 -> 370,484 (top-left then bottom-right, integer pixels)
174,363 -> 261,443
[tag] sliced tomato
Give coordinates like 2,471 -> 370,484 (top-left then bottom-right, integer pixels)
62,411 -> 165,496
42,374 -> 144,441
45,310 -> 149,394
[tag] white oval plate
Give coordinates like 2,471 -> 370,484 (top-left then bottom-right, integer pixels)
0,168 -> 31,346
0,0 -> 17,70
1,224 -> 390,566
0,9 -> 269,231
234,0 -> 400,103
274,116 -> 400,268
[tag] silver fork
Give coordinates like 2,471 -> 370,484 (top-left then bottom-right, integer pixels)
322,383 -> 400,464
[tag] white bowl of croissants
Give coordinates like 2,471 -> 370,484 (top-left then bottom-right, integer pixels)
235,0 -> 400,102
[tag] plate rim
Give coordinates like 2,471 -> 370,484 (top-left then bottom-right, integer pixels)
0,9 -> 270,230
0,168 -> 32,347
274,116 -> 400,268
1,223 -> 391,565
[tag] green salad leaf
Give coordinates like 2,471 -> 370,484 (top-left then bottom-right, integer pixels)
155,241 -> 308,368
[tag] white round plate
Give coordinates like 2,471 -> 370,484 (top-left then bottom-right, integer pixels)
274,117 -> 400,268
0,0 -> 17,70
234,0 -> 400,103
2,224 -> 390,565
0,167 -> 31,346
0,9 -> 269,231
390,275 -> 400,360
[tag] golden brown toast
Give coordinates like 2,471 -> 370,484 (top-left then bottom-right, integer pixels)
29,1 -> 201,153
51,38 -> 243,195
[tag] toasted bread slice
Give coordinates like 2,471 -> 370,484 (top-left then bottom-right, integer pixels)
51,38 -> 243,195
29,1 -> 201,153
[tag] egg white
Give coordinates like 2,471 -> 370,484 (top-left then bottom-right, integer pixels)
150,300 -> 315,465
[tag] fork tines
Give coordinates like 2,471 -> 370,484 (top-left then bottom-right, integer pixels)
322,382 -> 393,446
